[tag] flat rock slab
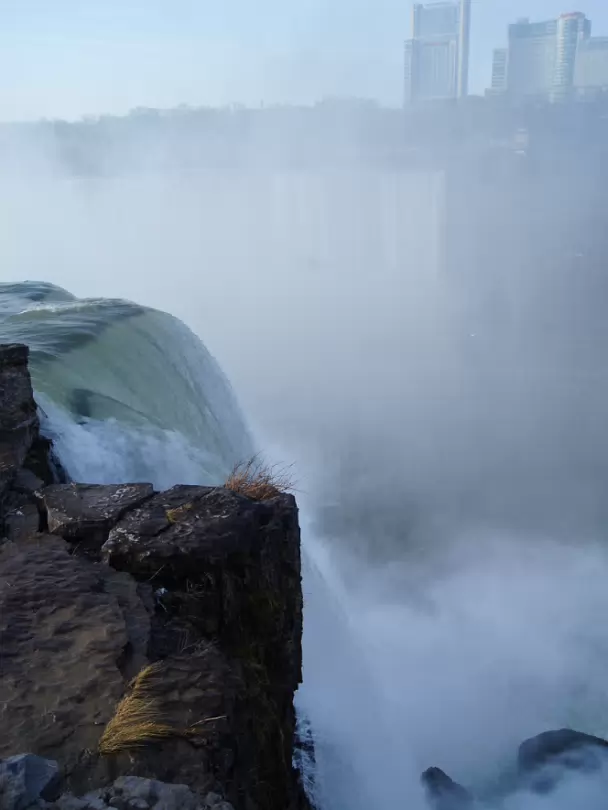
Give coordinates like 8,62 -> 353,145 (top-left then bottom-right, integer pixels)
44,483 -> 154,555
102,485 -> 276,576
0,536 -> 132,769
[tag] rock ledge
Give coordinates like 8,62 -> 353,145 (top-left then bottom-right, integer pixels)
0,344 -> 310,810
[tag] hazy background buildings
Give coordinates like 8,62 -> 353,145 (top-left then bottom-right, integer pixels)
404,3 -> 608,105
404,1 -> 471,103
487,10 -> 608,102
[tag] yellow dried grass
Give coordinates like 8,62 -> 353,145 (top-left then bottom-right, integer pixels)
100,662 -> 225,755
98,664 -> 177,755
225,456 -> 295,502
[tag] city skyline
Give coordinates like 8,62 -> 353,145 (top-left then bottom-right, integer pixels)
488,10 -> 608,101
1,1 -> 608,121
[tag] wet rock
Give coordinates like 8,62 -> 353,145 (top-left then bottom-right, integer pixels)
44,483 -> 154,558
101,643 -> 238,802
103,484 -> 265,574
12,467 -> 45,497
103,486 -> 306,810
0,344 -> 309,809
54,796 -> 89,810
518,728 -> 608,771
2,470 -> 45,542
0,754 -> 60,810
0,345 -> 40,501
24,434 -> 68,487
421,767 -> 474,810
3,496 -> 41,542
517,728 -> 608,793
34,780 -> 236,810
80,794 -> 110,810
0,536 -> 138,775
101,571 -> 151,680
111,777 -> 199,810
124,800 -> 149,810
102,486 -> 303,677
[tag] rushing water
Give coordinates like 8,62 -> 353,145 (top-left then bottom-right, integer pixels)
0,281 -> 252,486
4,280 -> 608,810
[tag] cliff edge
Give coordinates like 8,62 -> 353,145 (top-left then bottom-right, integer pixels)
0,344 -> 310,810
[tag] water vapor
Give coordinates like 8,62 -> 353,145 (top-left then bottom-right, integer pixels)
1,107 -> 607,810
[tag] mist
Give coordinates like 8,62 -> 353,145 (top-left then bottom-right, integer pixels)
2,100 -> 608,808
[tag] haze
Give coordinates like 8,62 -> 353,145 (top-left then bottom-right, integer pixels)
2,3 -> 608,809
1,0 -> 607,119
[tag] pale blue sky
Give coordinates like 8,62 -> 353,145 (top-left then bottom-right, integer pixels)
0,0 -> 606,120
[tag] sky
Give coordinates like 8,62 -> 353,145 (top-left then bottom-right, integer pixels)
0,0 -> 607,120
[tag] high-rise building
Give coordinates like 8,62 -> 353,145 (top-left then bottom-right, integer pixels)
404,0 -> 471,104
507,18 -> 558,98
457,0 -> 471,97
552,12 -> 591,101
490,48 -> 509,95
491,12 -> 594,102
575,36 -> 608,97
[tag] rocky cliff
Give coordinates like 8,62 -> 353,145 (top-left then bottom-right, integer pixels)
0,344 -> 310,810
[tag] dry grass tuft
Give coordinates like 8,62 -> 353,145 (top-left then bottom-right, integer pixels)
225,456 -> 295,502
99,662 -> 220,755
99,664 -> 176,755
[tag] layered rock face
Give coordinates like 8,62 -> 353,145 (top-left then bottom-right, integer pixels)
0,345 -> 44,506
0,344 -> 309,810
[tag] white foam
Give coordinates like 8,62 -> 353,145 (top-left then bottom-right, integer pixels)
297,524 -> 608,810
39,394 -> 226,489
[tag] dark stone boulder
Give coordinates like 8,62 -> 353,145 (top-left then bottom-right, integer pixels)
0,536 -> 139,773
0,345 -> 40,502
22,773 -> 235,810
99,644 -> 241,802
3,496 -> 41,542
102,485 -> 306,810
0,483 -> 308,809
517,729 -> 608,793
102,486 -> 303,683
0,343 -> 309,810
12,467 -> 45,497
0,764 -> 238,810
2,470 -> 47,544
24,433 -> 68,487
43,483 -> 154,558
421,767 -> 474,810
103,485 -> 272,572
0,754 -> 60,810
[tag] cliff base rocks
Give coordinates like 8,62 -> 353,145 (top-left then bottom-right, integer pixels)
0,761 -> 234,810
422,728 -> 608,808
